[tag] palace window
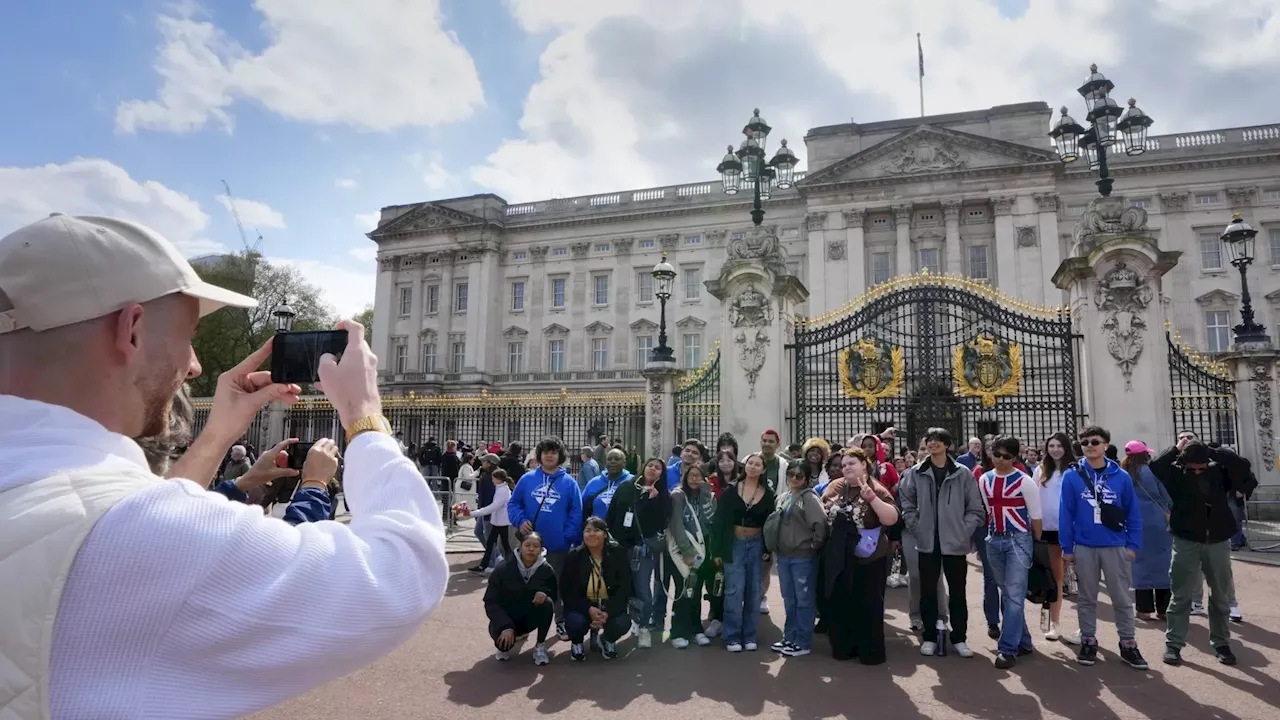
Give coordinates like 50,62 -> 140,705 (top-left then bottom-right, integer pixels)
683,333 -> 702,369
511,281 -> 525,311
596,243 -> 610,252
685,235 -> 701,246
639,239 -> 656,249
421,342 -> 436,373
968,246 -> 990,281
636,272 -> 654,303
1194,192 -> 1220,206
684,268 -> 702,300
551,278 -> 567,308
1206,311 -> 1231,353
508,342 -> 524,374
872,217 -> 888,226
1199,233 -> 1223,270
594,275 -> 609,306
397,286 -> 412,317
1129,197 -> 1151,209
1269,229 -> 1280,265
451,340 -> 466,373
967,208 -> 986,219
392,337 -> 408,374
454,282 -> 469,313
918,248 -> 941,275
553,247 -> 568,257
636,336 -> 654,369
513,251 -> 527,261
592,338 -> 609,371
549,339 -> 566,373
1265,189 -> 1280,202
426,284 -> 439,314
871,252 -> 892,285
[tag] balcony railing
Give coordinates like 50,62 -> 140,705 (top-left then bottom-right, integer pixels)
503,172 -> 807,220
379,369 -> 643,385
1105,123 -> 1280,158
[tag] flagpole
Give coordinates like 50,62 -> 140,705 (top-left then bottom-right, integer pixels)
917,32 -> 925,117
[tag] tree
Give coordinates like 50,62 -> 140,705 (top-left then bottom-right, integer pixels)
352,305 -> 374,347
189,252 -> 338,396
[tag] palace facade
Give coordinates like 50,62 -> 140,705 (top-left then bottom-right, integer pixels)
367,101 -> 1280,394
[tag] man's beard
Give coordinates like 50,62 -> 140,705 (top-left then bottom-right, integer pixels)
138,370 -> 182,439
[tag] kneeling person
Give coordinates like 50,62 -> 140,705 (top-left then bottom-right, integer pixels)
484,533 -> 558,665
560,516 -> 633,660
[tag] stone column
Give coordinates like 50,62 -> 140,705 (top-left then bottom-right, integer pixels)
893,204 -> 913,277
843,208 -> 866,299
438,252 -> 456,347
1053,196 -> 1180,444
407,258 -> 425,370
805,211 -> 829,315
1220,350 -> 1280,489
942,200 -> 963,277
373,255 -> 399,367
466,249 -> 498,373
993,196 -> 1018,296
707,225 -> 810,446
266,401 -> 288,447
1034,193 -> 1062,306
642,364 -> 681,460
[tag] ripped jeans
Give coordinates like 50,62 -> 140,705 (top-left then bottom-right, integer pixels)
776,554 -> 819,651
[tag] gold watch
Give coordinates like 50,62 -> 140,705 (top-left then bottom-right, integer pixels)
346,414 -> 392,442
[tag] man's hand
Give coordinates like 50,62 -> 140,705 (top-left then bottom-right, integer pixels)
204,338 -> 301,444
532,592 -> 548,606
520,521 -> 534,535
300,438 -> 340,489
1126,548 -> 1136,561
315,320 -> 381,431
1063,553 -> 1074,566
684,555 -> 696,567
1177,437 -> 1192,452
496,629 -> 515,651
234,439 -> 300,492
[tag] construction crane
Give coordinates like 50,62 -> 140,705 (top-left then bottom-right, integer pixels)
221,179 -> 263,253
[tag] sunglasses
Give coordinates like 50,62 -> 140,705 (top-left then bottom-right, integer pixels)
992,452 -> 1016,460
1079,438 -> 1106,447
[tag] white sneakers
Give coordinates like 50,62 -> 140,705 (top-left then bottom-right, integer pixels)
637,628 -> 653,649
1060,631 -> 1082,646
1230,604 -> 1243,623
886,574 -> 907,588
920,641 -> 938,656
726,642 -> 743,653
1190,603 -> 1208,617
953,642 -> 974,658
532,644 -> 550,666
494,634 -> 530,662
671,637 -> 689,649
704,620 -> 723,638
759,601 -> 770,614
745,642 -> 758,651
694,633 -> 712,646
1045,623 -> 1061,641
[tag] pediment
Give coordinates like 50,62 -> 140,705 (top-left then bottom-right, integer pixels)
1196,289 -> 1240,306
800,125 -> 1060,187
502,325 -> 528,338
543,323 -> 570,338
1267,289 -> 1280,303
584,321 -> 614,334
676,316 -> 707,329
630,318 -> 659,332
370,202 -> 487,237
418,328 -> 437,339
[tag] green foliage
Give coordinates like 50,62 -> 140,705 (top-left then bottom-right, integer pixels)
351,304 -> 374,346
189,252 -> 338,396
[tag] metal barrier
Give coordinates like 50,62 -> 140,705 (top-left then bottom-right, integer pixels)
1244,500 -> 1280,552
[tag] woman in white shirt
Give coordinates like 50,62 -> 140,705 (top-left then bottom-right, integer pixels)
472,469 -> 515,570
1033,432 -> 1077,641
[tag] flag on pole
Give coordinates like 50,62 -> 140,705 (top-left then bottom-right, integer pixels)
917,32 -> 924,78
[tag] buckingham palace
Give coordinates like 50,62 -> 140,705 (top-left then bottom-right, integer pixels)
367,100 -> 1280,398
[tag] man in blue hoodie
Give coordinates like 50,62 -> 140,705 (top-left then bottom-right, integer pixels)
1059,425 -> 1147,670
666,439 -> 706,491
582,448 -> 632,520
508,436 -> 583,640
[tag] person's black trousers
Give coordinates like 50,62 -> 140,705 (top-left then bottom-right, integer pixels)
918,549 -> 969,644
489,602 -> 554,647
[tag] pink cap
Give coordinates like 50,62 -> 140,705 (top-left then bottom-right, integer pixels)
1124,440 -> 1151,455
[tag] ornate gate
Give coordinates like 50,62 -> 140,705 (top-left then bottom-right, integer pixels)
1167,330 -> 1237,445
787,273 -> 1081,451
675,342 -> 721,446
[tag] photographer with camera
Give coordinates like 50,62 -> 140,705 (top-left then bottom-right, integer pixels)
0,215 -> 449,720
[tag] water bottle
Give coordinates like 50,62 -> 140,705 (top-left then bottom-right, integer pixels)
1066,566 -> 1079,596
936,619 -> 948,656
1040,605 -> 1051,633
708,570 -> 724,597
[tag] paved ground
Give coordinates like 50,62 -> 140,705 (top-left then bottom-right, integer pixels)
251,551 -> 1280,720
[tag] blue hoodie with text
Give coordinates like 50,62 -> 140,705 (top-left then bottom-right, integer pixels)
1058,457 -> 1143,555
507,465 -> 583,552
581,469 -> 633,520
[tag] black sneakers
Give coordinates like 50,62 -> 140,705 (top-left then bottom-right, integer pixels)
987,623 -> 1001,640
1076,641 -> 1098,666
1120,643 -> 1149,670
1215,645 -> 1238,666
556,621 -> 569,642
1163,645 -> 1182,665
570,643 -> 585,661
994,653 -> 1017,669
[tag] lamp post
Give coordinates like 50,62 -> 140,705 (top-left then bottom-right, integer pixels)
717,108 -> 800,225
650,253 -> 677,364
1048,64 -> 1154,198
1220,213 -> 1272,347
272,299 -> 297,333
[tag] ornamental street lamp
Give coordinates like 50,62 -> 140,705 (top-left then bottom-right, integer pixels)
272,299 -> 297,333
1048,64 -> 1154,198
650,253 -> 677,364
717,108 -> 800,225
1220,213 -> 1272,347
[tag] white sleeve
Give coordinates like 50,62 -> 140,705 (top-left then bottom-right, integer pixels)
471,484 -> 509,518
50,432 -> 448,720
1022,472 -> 1043,520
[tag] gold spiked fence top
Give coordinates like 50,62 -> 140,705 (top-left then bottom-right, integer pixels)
1165,320 -> 1232,380
678,337 -> 721,391
794,268 -> 1071,327
192,389 -> 645,410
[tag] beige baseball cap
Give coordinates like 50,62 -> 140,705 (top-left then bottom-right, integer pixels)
0,213 -> 257,334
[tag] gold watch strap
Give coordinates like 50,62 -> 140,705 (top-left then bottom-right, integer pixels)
346,415 -> 392,442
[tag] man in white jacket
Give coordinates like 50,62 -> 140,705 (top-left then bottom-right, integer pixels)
0,214 -> 449,719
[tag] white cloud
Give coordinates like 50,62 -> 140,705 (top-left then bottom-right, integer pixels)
475,0 -> 1280,202
119,0 -> 485,134
269,256 -> 375,319
334,177 -> 359,190
423,160 -> 456,191
0,157 -> 224,257
354,211 -> 381,231
215,194 -> 286,230
348,246 -> 377,263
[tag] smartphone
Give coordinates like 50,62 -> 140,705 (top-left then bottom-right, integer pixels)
271,330 -> 347,384
287,442 -> 315,471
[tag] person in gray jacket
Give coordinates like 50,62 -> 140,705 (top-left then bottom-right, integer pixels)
668,463 -> 717,649
769,463 -> 830,657
898,427 -> 986,658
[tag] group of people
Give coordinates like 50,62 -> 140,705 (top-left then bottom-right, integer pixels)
479,423 -> 1256,673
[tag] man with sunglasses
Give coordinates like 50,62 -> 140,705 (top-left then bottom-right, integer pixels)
1149,437 -> 1244,666
1059,425 -> 1148,669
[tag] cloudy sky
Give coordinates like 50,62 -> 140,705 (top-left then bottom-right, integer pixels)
2,0 -> 1278,317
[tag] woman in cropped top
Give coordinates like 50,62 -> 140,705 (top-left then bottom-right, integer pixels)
712,452 -> 776,652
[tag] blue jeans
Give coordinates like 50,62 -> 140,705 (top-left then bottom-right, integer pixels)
723,535 -> 764,645
972,525 -> 1002,627
776,554 -> 818,650
629,544 -> 668,630
1230,498 -> 1247,548
986,532 -> 1035,656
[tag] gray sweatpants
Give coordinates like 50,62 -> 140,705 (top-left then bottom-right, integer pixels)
903,527 -> 949,626
546,551 -> 568,624
1074,545 -> 1135,643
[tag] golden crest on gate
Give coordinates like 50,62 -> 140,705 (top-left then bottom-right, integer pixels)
838,337 -> 904,409
953,332 -> 1023,408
